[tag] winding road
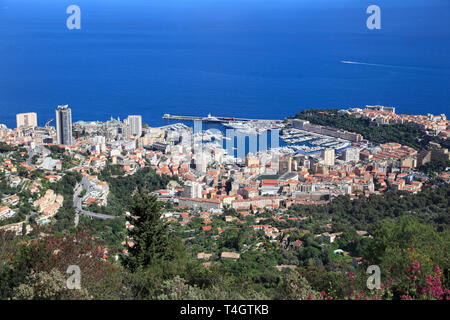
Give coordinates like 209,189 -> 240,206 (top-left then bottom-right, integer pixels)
73,183 -> 118,227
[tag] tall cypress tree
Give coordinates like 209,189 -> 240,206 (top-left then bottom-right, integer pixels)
123,194 -> 173,272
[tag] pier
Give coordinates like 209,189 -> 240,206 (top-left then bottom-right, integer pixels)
163,114 -> 282,123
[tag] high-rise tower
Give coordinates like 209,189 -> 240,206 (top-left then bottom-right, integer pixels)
55,105 -> 73,145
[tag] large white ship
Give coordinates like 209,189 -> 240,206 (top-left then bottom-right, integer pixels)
202,113 -> 221,122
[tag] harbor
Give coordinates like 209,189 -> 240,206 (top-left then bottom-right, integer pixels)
162,114 -> 352,157
163,113 -> 282,124
280,128 -> 351,155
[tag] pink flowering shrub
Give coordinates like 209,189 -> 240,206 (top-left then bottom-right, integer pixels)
315,244 -> 449,301
318,262 -> 449,300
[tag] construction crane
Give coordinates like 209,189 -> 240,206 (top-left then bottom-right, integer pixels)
45,118 -> 54,128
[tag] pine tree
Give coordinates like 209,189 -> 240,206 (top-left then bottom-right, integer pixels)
123,194 -> 173,272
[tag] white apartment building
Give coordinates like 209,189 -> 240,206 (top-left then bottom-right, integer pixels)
125,115 -> 142,137
16,112 -> 37,128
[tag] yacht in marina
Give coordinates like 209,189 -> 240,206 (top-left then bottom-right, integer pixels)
334,142 -> 351,150
224,121 -> 248,129
202,113 -> 221,122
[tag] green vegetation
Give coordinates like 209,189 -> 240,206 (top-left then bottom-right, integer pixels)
100,164 -> 124,177
47,145 -> 65,154
0,171 -> 35,227
1,144 -> 449,300
50,171 -> 82,232
47,145 -> 75,170
257,174 -> 279,180
77,215 -> 126,252
11,150 -> 27,164
368,217 -> 449,280
0,171 -> 15,199
123,194 -> 182,272
418,158 -> 450,175
0,142 -> 14,153
0,229 -> 125,300
58,165 -> 178,253
1,186 -> 449,300
99,166 -> 178,215
288,182 -> 450,233
292,108 -> 444,150
0,142 -> 18,153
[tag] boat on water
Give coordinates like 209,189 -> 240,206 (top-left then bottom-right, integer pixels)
296,136 -> 314,142
323,141 -> 340,147
334,142 -> 351,150
293,145 -> 324,154
224,121 -> 250,130
310,137 -> 333,146
202,113 -> 221,122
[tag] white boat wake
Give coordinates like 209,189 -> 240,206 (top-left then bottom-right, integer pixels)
340,60 -> 450,74
340,60 -> 399,68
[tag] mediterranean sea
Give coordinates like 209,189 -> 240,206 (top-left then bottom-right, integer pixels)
0,0 -> 449,129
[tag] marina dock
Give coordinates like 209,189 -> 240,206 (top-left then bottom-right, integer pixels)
163,114 -> 282,123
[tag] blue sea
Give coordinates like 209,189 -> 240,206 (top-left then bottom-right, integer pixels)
0,0 -> 449,129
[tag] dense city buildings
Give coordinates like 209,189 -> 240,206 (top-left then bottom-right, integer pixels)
0,105 -> 449,302
343,105 -> 449,138
2,105 -> 447,230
